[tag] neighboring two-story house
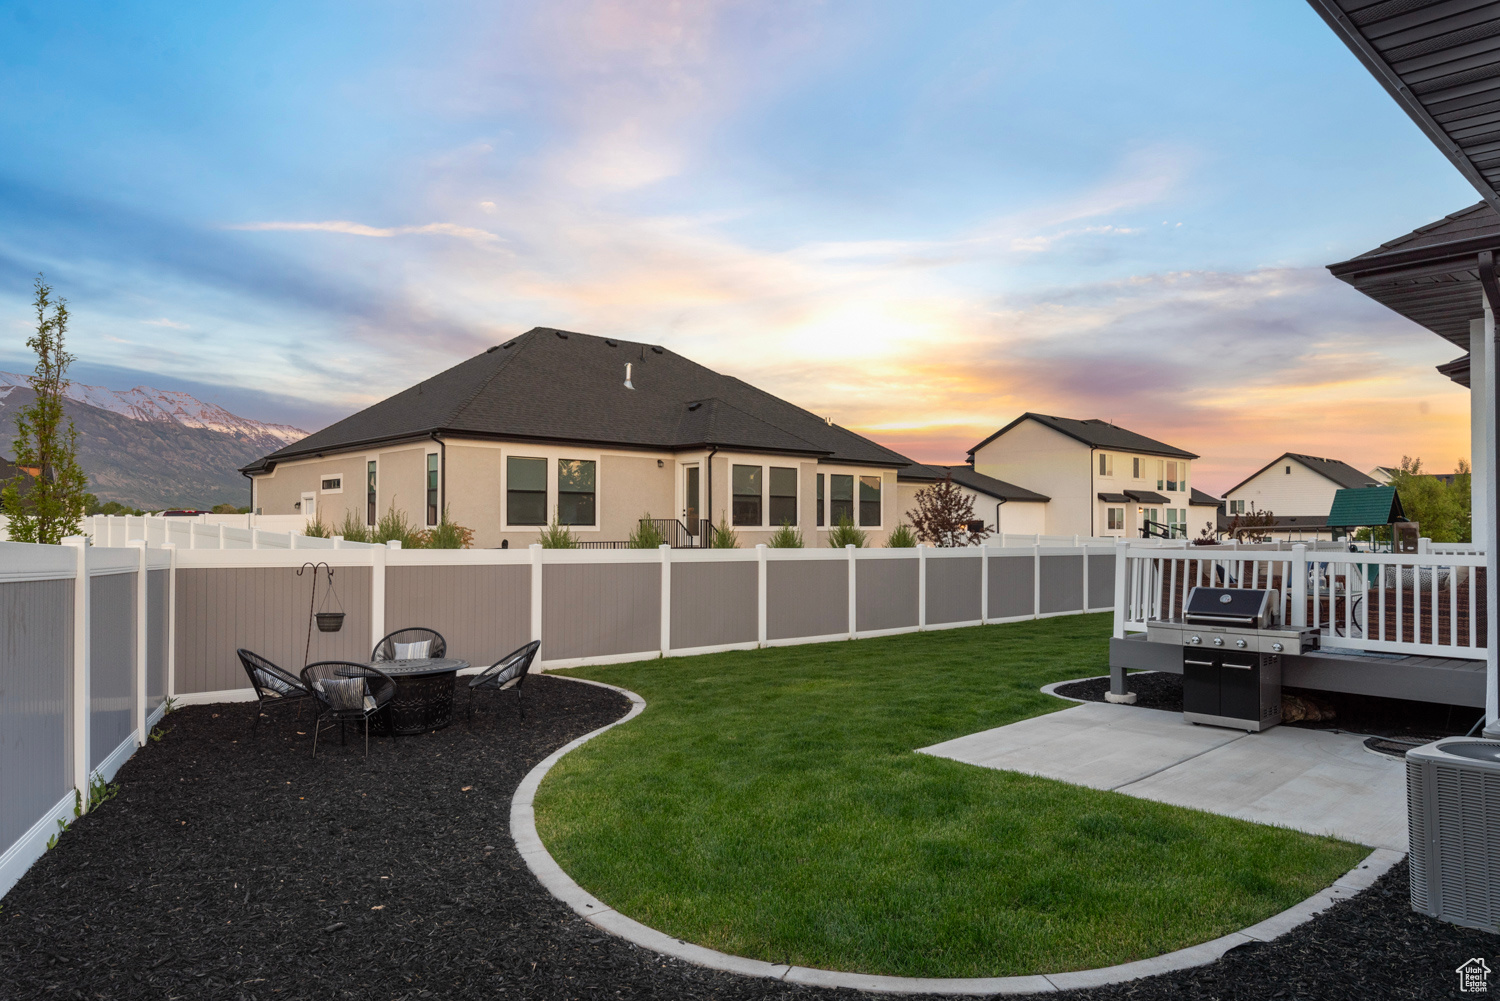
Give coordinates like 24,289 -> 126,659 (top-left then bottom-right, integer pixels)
241,327 -> 913,548
1221,452 -> 1379,541
964,414 -> 1199,538
895,464 -> 1050,537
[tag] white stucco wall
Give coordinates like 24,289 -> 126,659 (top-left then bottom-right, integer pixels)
1225,457 -> 1344,518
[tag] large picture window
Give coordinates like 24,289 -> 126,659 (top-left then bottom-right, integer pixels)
816,473 -> 825,527
858,475 -> 881,527
558,459 -> 596,525
732,464 -> 762,526
769,467 -> 797,526
507,456 -> 547,525
829,474 -> 853,526
366,460 -> 377,526
426,453 -> 439,526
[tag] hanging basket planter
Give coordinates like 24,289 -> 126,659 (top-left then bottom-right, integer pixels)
315,611 -> 345,633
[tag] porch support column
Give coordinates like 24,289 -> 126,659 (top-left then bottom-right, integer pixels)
1479,253 -> 1500,736
1472,317 -> 1490,551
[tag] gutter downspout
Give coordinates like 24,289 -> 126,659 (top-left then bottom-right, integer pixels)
994,499 -> 1006,540
242,471 -> 254,518
1479,251 -> 1500,737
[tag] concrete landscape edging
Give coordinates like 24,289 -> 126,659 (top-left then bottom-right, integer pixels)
513,674 -> 1405,995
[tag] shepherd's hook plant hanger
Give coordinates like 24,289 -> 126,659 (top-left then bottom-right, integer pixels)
297,561 -> 345,666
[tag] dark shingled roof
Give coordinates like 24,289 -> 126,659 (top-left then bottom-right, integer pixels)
243,328 -> 913,472
967,413 -> 1196,461
1125,489 -> 1170,505
1222,452 -> 1379,498
1345,202 -> 1500,263
898,464 -> 1049,503
1189,487 -> 1221,507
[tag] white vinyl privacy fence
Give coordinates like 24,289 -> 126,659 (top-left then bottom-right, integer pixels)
1,535 -> 1120,900
0,540 -> 170,902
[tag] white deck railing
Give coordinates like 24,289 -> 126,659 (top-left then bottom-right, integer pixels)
1115,543 -> 1487,660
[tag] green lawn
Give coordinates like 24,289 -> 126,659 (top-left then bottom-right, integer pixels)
535,614 -> 1367,978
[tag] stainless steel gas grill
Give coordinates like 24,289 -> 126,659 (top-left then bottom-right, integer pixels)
1146,587 -> 1318,732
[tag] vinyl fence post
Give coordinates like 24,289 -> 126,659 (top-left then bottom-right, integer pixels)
218,523 -> 227,549
659,544 -> 672,657
530,544 -> 544,647
129,540 -> 148,746
1113,539 -> 1129,639
846,544 -> 857,639
1291,543 -> 1308,627
756,545 -> 768,646
980,541 -> 990,625
370,543 -> 387,653
1033,544 -> 1042,619
63,537 -> 90,810
917,544 -> 928,630
163,543 -> 177,700
1082,541 -> 1090,613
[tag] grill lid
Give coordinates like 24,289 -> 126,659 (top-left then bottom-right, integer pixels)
1183,587 -> 1277,627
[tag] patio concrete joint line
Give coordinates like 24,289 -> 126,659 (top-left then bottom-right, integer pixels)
1109,730 -> 1251,792
512,675 -> 1404,996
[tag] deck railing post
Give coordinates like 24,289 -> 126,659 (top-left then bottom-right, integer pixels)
1291,544 -> 1308,627
1112,540 -> 1129,638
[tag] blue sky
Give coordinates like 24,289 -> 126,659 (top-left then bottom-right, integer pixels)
0,1 -> 1482,490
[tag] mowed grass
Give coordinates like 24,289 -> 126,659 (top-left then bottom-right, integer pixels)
534,614 -> 1368,978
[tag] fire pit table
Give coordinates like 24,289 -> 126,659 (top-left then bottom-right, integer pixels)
355,658 -> 469,735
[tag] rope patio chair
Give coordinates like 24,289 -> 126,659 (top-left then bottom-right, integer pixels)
300,660 -> 397,759
371,627 -> 447,663
467,640 -> 541,728
237,649 -> 315,733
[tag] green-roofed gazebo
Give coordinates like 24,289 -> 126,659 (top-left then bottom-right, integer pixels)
1326,485 -> 1406,531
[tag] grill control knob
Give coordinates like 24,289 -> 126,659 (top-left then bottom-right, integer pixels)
1235,638 -> 1247,649
1212,637 -> 1224,647
1188,635 -> 1201,644
1271,642 -> 1284,653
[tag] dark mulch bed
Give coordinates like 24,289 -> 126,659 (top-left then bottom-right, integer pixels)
1056,672 -> 1481,743
0,674 -> 1490,1000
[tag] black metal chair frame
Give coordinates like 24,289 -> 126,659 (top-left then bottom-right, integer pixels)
371,627 -> 447,663
237,648 -> 315,733
301,660 -> 398,758
467,641 -> 541,727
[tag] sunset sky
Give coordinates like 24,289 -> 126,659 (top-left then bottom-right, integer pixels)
0,1 -> 1484,494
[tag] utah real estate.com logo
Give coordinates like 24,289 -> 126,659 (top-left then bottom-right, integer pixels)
1459,958 -> 1492,993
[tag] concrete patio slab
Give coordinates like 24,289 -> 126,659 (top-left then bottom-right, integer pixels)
919,702 -> 1407,851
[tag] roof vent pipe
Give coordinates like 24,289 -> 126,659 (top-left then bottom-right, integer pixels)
624,363 -> 634,390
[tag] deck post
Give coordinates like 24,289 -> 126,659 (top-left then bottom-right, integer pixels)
1111,540 -> 1129,639
1485,302 -> 1500,736
1290,544 -> 1308,628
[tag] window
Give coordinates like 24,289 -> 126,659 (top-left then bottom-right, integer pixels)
557,459 -> 596,526
1165,460 -> 1179,493
426,453 -> 439,526
829,474 -> 853,526
366,461 -> 377,525
1132,457 -> 1141,479
507,456 -> 547,525
769,466 -> 797,526
1180,462 -> 1188,492
1230,499 -> 1245,515
1285,465 -> 1291,475
1166,508 -> 1180,535
732,465 -> 762,525
320,476 -> 341,491
858,475 -> 881,527
1156,459 -> 1165,491
816,474 -> 825,527
1099,453 -> 1113,476
1107,507 -> 1124,531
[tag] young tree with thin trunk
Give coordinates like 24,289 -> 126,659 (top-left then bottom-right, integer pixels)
907,474 -> 990,547
2,276 -> 89,544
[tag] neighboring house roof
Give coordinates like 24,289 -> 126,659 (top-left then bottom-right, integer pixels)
1224,514 -> 1334,533
1327,486 -> 1407,528
243,328 -> 914,472
966,413 -> 1197,461
1222,452 -> 1379,498
1189,487 -> 1220,507
899,463 -> 1050,503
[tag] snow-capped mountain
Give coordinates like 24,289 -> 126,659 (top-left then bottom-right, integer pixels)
0,373 -> 307,452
